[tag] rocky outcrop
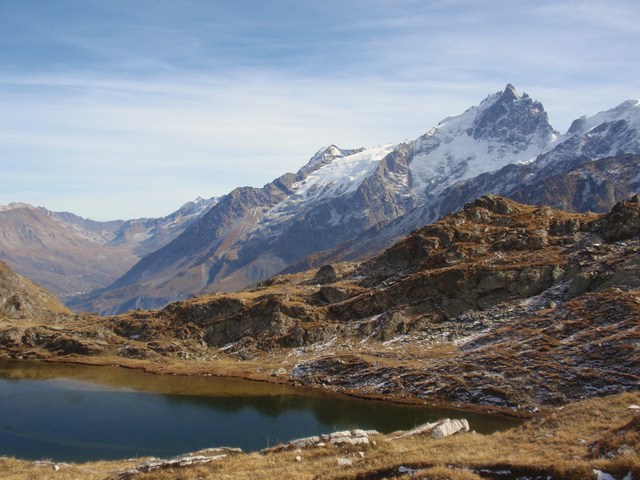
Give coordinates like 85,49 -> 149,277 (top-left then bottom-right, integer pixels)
599,194 -> 640,241
0,260 -> 70,319
311,265 -> 338,285
262,419 -> 467,458
263,429 -> 379,454
388,419 -> 470,440
115,447 -> 242,479
292,286 -> 640,409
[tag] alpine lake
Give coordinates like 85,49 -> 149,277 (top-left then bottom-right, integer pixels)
0,360 -> 523,462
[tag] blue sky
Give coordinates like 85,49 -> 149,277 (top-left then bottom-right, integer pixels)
1,0 -> 639,220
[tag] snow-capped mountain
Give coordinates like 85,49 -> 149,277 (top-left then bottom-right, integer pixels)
326,99 -> 640,262
66,85 -> 640,314
408,83 -> 558,199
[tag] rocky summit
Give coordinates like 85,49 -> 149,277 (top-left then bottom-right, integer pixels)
1,195 -> 638,412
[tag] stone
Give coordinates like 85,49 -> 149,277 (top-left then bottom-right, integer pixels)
260,429 -> 377,453
288,436 -> 320,449
318,286 -> 350,304
387,418 -> 470,440
312,265 -> 338,285
328,430 -> 371,446
388,421 -> 439,439
115,450 -> 237,479
329,430 -> 352,439
431,419 -> 470,439
337,457 -> 353,466
599,195 -> 640,242
329,436 -> 369,446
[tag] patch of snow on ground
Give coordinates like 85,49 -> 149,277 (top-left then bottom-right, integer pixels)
594,469 -> 617,480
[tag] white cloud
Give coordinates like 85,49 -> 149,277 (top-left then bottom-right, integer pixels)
1,0 -> 639,220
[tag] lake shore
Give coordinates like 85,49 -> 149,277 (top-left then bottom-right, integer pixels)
0,348 -> 532,419
0,390 -> 637,480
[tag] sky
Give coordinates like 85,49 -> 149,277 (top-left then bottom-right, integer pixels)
1,0 -> 639,221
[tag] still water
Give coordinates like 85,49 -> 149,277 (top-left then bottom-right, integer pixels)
0,360 -> 522,462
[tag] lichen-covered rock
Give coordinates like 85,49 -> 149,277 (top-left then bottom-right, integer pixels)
115,448 -> 242,479
599,195 -> 640,242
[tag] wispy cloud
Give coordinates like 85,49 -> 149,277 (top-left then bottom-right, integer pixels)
0,0 -> 639,220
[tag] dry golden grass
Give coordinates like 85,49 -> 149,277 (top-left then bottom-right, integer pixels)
1,392 -> 637,480
401,466 -> 484,480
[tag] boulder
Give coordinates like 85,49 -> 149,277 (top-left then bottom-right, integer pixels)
430,418 -> 470,439
388,418 -> 469,440
263,428 -> 378,453
288,436 -> 321,449
318,286 -> 350,304
312,265 -> 338,285
599,195 -> 640,242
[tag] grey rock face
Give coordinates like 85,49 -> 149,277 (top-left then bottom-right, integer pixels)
471,84 -> 555,148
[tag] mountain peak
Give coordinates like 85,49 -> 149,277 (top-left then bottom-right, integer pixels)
298,144 -> 365,177
0,202 -> 36,212
310,145 -> 345,163
470,84 -> 555,144
567,98 -> 640,135
499,83 -> 520,102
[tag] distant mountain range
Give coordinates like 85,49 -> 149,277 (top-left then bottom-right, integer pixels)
0,197 -> 216,299
3,84 -> 639,314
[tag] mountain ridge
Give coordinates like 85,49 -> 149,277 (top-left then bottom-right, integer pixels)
11,84 -> 640,315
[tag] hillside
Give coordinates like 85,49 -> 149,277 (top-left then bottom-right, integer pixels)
0,197 -> 216,298
0,260 -> 70,320
1,195 -> 638,411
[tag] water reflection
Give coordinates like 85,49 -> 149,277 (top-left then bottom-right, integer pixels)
0,360 -> 521,462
